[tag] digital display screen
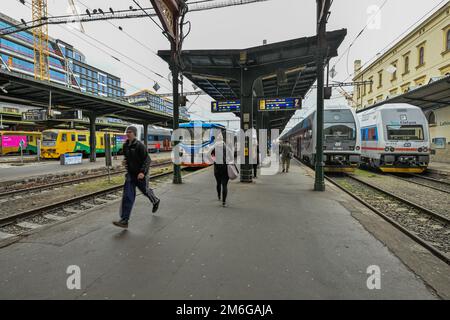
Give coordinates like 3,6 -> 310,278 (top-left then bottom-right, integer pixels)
211,100 -> 241,113
258,97 -> 301,111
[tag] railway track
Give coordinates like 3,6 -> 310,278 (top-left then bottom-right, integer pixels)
326,173 -> 450,265
0,169 -> 179,244
0,160 -> 173,198
390,173 -> 450,194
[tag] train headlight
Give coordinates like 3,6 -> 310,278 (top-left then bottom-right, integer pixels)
418,147 -> 422,152
389,147 -> 395,152
179,151 -> 183,157
385,147 -> 390,152
356,146 -> 360,151
423,147 -> 428,152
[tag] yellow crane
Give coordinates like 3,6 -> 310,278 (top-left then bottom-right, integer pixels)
31,0 -> 49,80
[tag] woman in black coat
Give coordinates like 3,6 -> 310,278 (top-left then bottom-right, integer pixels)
212,141 -> 229,207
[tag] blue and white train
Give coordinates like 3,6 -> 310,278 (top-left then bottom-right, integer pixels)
177,122 -> 236,167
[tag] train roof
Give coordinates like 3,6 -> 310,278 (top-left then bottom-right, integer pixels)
357,103 -> 422,114
179,122 -> 225,129
282,104 -> 355,139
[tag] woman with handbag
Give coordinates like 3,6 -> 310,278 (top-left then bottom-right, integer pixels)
211,139 -> 235,207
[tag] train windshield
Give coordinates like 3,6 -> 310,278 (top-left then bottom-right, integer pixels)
324,110 -> 356,141
185,128 -> 212,144
386,125 -> 424,141
42,131 -> 57,146
324,123 -> 356,141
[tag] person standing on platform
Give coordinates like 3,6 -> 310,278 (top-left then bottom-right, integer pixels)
280,141 -> 293,173
212,137 -> 231,207
113,126 -> 160,228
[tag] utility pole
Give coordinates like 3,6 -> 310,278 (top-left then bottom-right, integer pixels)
314,0 -> 331,192
149,0 -> 187,184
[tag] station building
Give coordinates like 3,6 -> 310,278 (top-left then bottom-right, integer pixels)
0,12 -> 125,98
127,89 -> 190,120
352,2 -> 450,162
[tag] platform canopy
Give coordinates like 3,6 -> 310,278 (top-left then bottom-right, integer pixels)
0,69 -> 187,125
360,74 -> 450,112
158,29 -> 347,130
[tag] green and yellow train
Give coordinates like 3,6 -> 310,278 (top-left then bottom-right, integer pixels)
0,131 -> 42,155
41,129 -> 126,159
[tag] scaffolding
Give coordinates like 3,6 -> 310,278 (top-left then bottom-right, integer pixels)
32,0 -> 49,81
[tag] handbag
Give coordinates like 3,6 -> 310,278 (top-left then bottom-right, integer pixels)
227,164 -> 239,180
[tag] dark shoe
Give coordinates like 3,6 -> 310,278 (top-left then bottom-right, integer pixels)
152,198 -> 160,213
222,202 -> 227,207
282,169 -> 285,173
113,219 -> 128,228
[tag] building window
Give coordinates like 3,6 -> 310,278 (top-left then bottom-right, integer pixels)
403,55 -> 410,75
418,46 -> 425,67
391,63 -> 397,81
446,30 -> 450,51
378,70 -> 383,88
368,76 -> 373,93
427,111 -> 436,126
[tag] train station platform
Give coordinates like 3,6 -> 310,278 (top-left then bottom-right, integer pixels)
0,152 -> 171,183
0,161 -> 447,299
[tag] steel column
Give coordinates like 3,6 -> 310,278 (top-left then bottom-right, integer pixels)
88,113 -> 96,162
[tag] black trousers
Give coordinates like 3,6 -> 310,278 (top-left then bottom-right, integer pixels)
214,173 -> 229,203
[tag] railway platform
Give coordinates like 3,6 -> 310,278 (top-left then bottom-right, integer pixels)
0,152 -> 172,183
0,161 -> 448,299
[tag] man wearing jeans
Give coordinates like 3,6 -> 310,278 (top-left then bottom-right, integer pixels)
113,126 -> 160,228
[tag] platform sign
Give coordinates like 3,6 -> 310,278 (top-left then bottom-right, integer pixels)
60,153 -> 82,165
211,100 -> 241,113
258,97 -> 302,112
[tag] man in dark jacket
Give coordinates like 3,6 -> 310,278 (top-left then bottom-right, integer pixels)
113,126 -> 160,228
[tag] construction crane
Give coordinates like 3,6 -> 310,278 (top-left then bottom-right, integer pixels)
31,0 -> 49,81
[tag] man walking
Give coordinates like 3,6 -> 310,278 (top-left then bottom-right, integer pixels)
113,126 -> 160,228
280,141 -> 293,173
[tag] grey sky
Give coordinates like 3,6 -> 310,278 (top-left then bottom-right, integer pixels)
2,0 -> 446,130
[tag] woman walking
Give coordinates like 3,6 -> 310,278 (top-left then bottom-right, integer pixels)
212,139 -> 230,207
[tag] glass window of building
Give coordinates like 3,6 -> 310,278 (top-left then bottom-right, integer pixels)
447,30 -> 450,51
377,70 -> 383,88
418,46 -> 425,66
404,55 -> 410,74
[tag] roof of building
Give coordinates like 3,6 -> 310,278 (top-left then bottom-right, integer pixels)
357,74 -> 450,112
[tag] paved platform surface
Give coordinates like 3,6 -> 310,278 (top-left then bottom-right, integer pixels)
0,152 -> 171,183
0,162 -> 439,299
428,161 -> 450,176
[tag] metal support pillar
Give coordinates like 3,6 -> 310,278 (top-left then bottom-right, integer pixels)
88,113 -> 96,163
240,74 -> 253,183
143,122 -> 149,152
170,40 -> 182,184
314,0 -> 330,191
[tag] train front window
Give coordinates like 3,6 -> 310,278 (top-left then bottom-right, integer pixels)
186,128 -> 211,144
42,131 -> 57,146
387,125 -> 424,141
324,123 -> 356,142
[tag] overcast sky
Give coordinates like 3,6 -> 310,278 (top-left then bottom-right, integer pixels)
2,0 -> 447,130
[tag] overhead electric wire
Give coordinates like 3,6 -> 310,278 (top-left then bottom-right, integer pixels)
342,0 -> 447,82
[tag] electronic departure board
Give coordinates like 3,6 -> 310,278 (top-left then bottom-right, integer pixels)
211,100 -> 241,113
258,97 -> 302,111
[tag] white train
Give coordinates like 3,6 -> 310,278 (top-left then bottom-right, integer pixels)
283,104 -> 361,172
357,103 -> 430,173
125,124 -> 172,153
